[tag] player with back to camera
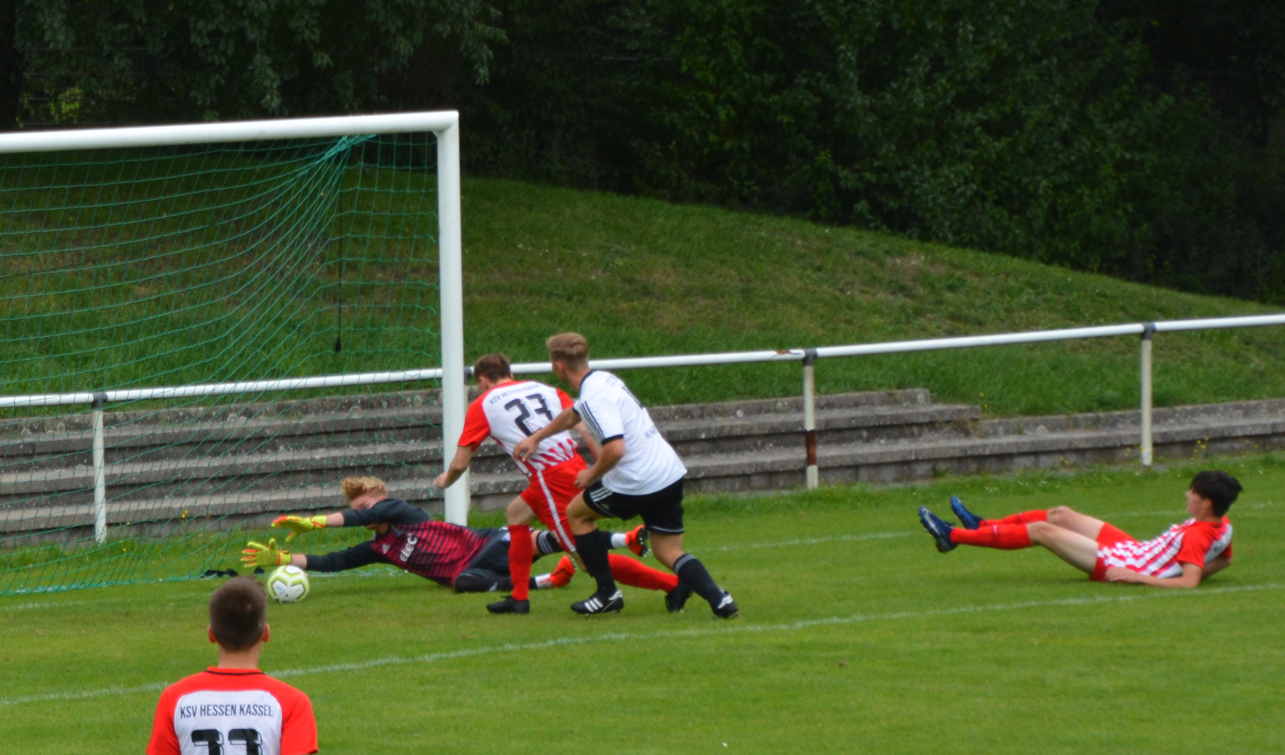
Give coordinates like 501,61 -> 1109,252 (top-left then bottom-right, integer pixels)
513,332 -> 739,618
917,470 -> 1239,587
147,577 -> 317,755
434,353 -> 686,615
242,477 -> 635,593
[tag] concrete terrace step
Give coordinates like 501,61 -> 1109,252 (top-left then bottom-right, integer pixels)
682,410 -> 1285,492
6,386 -> 1285,540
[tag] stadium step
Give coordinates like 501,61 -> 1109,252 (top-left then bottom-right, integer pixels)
6,388 -> 1285,539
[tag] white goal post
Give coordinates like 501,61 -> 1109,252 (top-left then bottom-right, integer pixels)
0,111 -> 471,525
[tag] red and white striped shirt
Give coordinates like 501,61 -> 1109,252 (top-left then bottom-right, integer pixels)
458,380 -> 580,476
1099,516 -> 1233,578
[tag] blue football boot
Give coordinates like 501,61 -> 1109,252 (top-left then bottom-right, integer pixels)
950,496 -> 984,530
918,506 -> 957,553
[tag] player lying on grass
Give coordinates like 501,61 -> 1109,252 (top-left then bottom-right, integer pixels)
918,470 -> 1239,588
434,353 -> 684,615
148,577 -> 317,755
241,476 -> 637,593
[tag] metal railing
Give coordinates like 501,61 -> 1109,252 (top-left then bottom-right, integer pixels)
5,312 -> 1285,542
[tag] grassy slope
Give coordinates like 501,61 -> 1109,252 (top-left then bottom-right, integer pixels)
460,178 -> 1285,415
2,457 -> 1283,753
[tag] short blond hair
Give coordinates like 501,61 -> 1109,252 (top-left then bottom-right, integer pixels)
546,332 -> 589,370
341,476 -> 388,501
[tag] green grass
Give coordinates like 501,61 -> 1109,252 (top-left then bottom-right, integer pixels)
4,455 -> 1283,754
7,168 -> 1285,416
459,178 -> 1285,416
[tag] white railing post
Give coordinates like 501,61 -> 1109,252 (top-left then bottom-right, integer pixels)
91,393 -> 107,544
1140,323 -> 1155,469
802,349 -> 819,489
436,117 -> 469,524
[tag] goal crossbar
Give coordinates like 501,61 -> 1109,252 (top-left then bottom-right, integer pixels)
0,111 -> 470,526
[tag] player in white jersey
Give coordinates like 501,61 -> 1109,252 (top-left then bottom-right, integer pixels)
514,333 -> 739,618
434,354 -> 682,615
148,578 -> 317,755
917,470 -> 1239,588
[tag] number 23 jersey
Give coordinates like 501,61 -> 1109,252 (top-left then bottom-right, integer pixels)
458,380 -> 579,475
147,668 -> 317,755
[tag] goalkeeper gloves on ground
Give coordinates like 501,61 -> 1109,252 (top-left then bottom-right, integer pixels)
241,538 -> 292,568
272,514 -> 327,542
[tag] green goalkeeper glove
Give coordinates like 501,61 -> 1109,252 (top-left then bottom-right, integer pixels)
272,514 -> 328,542
241,538 -> 292,568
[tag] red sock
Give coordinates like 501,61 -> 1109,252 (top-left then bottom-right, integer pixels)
980,510 -> 1047,527
508,524 -> 533,600
608,555 -> 679,592
950,524 -> 1033,550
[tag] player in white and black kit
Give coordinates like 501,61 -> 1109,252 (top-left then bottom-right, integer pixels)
514,333 -> 738,618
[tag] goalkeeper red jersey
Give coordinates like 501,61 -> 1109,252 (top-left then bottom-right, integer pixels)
369,519 -> 488,585
147,668 -> 317,755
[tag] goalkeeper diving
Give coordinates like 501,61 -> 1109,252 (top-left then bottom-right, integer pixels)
242,476 -> 642,593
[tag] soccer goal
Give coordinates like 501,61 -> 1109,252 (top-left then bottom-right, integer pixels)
0,113 -> 467,595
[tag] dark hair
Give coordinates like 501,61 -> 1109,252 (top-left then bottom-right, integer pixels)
472,353 -> 513,383
1190,470 -> 1242,517
209,577 -> 267,652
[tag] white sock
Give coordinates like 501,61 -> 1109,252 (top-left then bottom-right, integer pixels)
610,532 -> 628,549
534,573 -> 553,589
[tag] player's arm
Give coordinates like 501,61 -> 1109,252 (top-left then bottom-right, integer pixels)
1202,555 -> 1231,579
299,541 -> 385,573
574,421 -> 603,462
575,438 -> 624,489
1104,562 -> 1204,588
513,406 -> 580,461
434,445 -> 477,489
269,511 -> 346,542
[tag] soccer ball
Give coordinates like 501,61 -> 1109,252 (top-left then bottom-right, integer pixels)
266,565 -> 310,603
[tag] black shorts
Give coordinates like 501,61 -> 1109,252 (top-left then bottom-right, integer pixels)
583,478 -> 685,535
465,527 -> 511,574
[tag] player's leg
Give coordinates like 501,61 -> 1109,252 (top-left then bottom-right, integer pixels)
453,568 -> 513,593
567,488 -> 624,614
606,555 -> 679,592
642,479 -> 738,618
951,498 -> 1106,540
920,507 -> 1098,574
950,496 -> 1048,530
1026,521 -> 1099,574
1044,506 -> 1107,540
492,494 -> 540,613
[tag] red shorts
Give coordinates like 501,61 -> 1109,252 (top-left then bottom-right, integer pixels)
1090,523 -> 1137,581
518,457 -> 586,552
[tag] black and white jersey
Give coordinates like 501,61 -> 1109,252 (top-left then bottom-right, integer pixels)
574,371 -> 686,495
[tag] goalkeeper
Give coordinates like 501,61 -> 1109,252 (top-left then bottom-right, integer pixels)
241,476 -> 623,593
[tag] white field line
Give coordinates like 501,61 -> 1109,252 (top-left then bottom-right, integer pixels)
3,580 -> 1278,709
707,531 -> 911,551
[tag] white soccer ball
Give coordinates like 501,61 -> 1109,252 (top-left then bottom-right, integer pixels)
266,565 -> 310,603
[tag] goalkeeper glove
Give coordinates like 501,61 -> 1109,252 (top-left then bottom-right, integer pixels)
272,514 -> 328,542
241,538 -> 292,568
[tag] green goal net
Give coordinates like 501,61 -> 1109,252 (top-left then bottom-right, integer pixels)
0,125 -> 451,595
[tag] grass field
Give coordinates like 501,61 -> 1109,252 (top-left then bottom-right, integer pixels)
4,455 -> 1283,754
7,169 -> 1285,417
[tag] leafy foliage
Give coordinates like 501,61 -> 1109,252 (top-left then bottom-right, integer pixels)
11,0 -> 502,122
